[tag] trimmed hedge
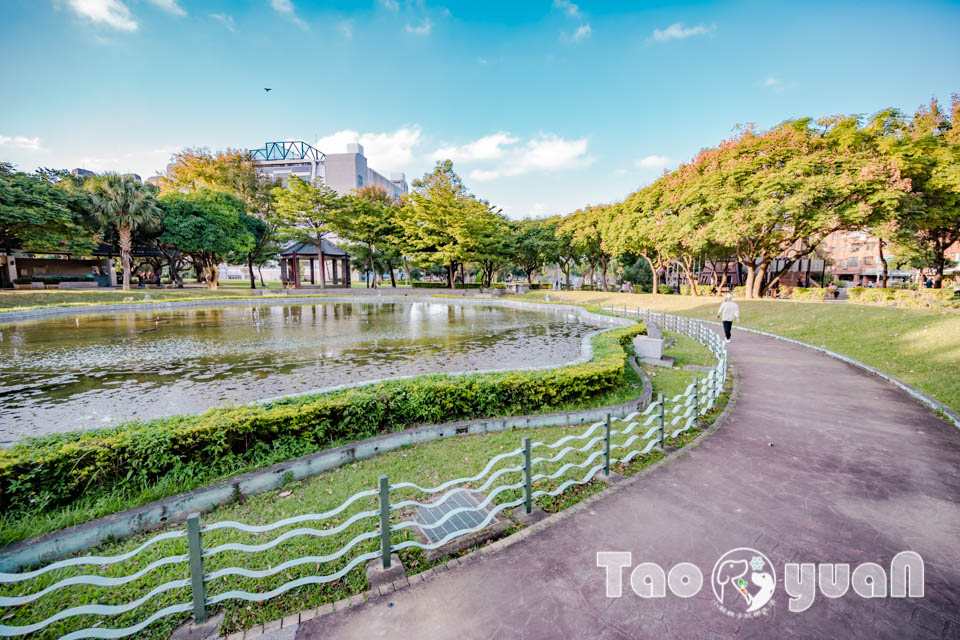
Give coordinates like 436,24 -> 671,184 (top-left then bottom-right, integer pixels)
678,285 -> 714,296
0,323 -> 646,517
847,286 -> 959,308
791,287 -> 827,301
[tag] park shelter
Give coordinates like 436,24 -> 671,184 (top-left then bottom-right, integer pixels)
279,240 -> 351,288
1,244 -> 171,288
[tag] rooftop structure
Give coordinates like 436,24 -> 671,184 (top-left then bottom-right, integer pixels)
250,139 -> 408,199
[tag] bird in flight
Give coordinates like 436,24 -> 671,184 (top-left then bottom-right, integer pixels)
264,88 -> 272,92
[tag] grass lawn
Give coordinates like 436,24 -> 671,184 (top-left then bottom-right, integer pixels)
0,327 -> 726,640
526,291 -> 960,415
1,325 -> 724,640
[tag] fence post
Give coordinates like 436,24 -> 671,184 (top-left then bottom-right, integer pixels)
693,377 -> 700,420
603,414 -> 611,476
523,437 -> 532,514
186,513 -> 207,624
378,475 -> 391,569
657,393 -> 665,449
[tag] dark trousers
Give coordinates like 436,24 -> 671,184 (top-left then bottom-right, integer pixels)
722,321 -> 733,340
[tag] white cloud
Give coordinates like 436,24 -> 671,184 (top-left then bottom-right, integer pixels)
430,132 -> 520,163
405,18 -> 432,36
651,22 -> 714,42
477,57 -> 488,65
554,0 -> 581,20
270,0 -> 307,29
636,154 -> 669,169
0,136 -> 45,152
209,13 -> 236,31
339,20 -> 354,39
612,168 -> 629,177
764,74 -> 781,87
469,134 -> 594,182
315,128 -> 423,173
65,0 -> 138,31
147,0 -> 185,16
572,24 -> 592,42
379,0 -> 400,12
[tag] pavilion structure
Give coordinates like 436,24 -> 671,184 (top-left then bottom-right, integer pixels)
279,240 -> 351,288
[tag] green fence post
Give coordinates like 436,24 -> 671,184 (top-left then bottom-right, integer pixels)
657,393 -> 665,449
603,414 -> 611,476
693,377 -> 700,420
186,513 -> 206,624
378,475 -> 391,569
523,437 -> 532,514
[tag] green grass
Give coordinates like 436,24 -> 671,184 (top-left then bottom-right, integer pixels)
527,290 -> 960,414
0,339 -> 647,547
0,324 -> 725,640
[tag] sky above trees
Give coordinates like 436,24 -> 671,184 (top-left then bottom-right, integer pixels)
1,0 -> 959,218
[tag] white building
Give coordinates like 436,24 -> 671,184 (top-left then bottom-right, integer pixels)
250,140 -> 408,199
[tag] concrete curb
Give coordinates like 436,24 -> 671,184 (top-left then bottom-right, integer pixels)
219,355 -> 738,640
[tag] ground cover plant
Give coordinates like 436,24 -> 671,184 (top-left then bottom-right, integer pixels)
0,334 -> 725,640
0,321 -> 645,544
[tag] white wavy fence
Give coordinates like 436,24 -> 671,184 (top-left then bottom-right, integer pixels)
0,311 -> 726,640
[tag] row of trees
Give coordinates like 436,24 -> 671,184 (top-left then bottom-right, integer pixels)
3,94 -> 957,294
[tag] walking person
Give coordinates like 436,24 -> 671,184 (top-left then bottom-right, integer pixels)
717,293 -> 740,341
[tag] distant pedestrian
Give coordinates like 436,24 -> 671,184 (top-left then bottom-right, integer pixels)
717,293 -> 740,341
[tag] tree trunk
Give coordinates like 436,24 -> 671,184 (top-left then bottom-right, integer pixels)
248,256 -> 257,289
878,239 -> 889,288
752,263 -> 767,298
258,266 -> 266,288
207,262 -> 219,290
118,225 -> 132,291
387,260 -> 397,288
448,263 -> 456,289
319,247 -> 326,288
641,255 -> 658,294
600,259 -> 609,291
680,261 -> 698,296
743,263 -> 756,299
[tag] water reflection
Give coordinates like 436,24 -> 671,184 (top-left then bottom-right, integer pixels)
0,303 -> 596,442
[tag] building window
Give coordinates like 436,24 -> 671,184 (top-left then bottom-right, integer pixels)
357,175 -> 363,187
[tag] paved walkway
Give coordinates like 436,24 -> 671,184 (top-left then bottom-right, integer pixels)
297,328 -> 960,639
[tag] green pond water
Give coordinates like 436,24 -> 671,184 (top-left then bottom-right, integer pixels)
0,302 -> 598,443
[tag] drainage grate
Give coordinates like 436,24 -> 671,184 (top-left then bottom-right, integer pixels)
415,491 -> 491,544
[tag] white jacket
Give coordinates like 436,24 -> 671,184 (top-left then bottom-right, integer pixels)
717,301 -> 740,322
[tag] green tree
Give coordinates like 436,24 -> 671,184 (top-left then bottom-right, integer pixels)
86,173 -> 162,291
162,148 -> 280,288
272,176 -> 346,287
561,206 -> 613,290
512,218 -> 558,285
397,160 -> 490,288
876,96 -> 960,288
159,189 -> 254,289
0,164 -> 93,254
338,185 -> 402,288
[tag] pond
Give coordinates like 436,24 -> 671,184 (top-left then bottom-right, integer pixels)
0,301 -> 599,443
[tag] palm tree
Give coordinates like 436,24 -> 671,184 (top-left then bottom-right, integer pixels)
86,174 -> 161,291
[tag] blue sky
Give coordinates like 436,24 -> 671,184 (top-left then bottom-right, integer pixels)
2,0 -> 959,218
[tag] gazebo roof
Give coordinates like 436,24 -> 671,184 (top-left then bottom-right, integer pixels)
279,239 -> 349,258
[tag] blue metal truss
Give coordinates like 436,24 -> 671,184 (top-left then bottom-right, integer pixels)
250,141 -> 325,162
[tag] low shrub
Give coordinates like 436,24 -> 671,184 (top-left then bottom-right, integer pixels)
678,284 -> 714,296
31,275 -> 96,283
0,323 -> 647,518
659,285 -> 675,295
732,286 -> 746,297
12,277 -> 32,285
791,287 -> 827,301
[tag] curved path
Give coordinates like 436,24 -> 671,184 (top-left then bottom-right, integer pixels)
296,328 -> 960,639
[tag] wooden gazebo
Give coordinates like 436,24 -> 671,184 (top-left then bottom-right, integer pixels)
279,240 -> 351,288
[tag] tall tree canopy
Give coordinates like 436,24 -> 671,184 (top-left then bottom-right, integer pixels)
159,189 -> 254,289
272,176 -> 346,287
0,164 -> 93,253
86,173 -> 162,291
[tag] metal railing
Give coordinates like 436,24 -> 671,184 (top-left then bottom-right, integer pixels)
0,311 -> 726,640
